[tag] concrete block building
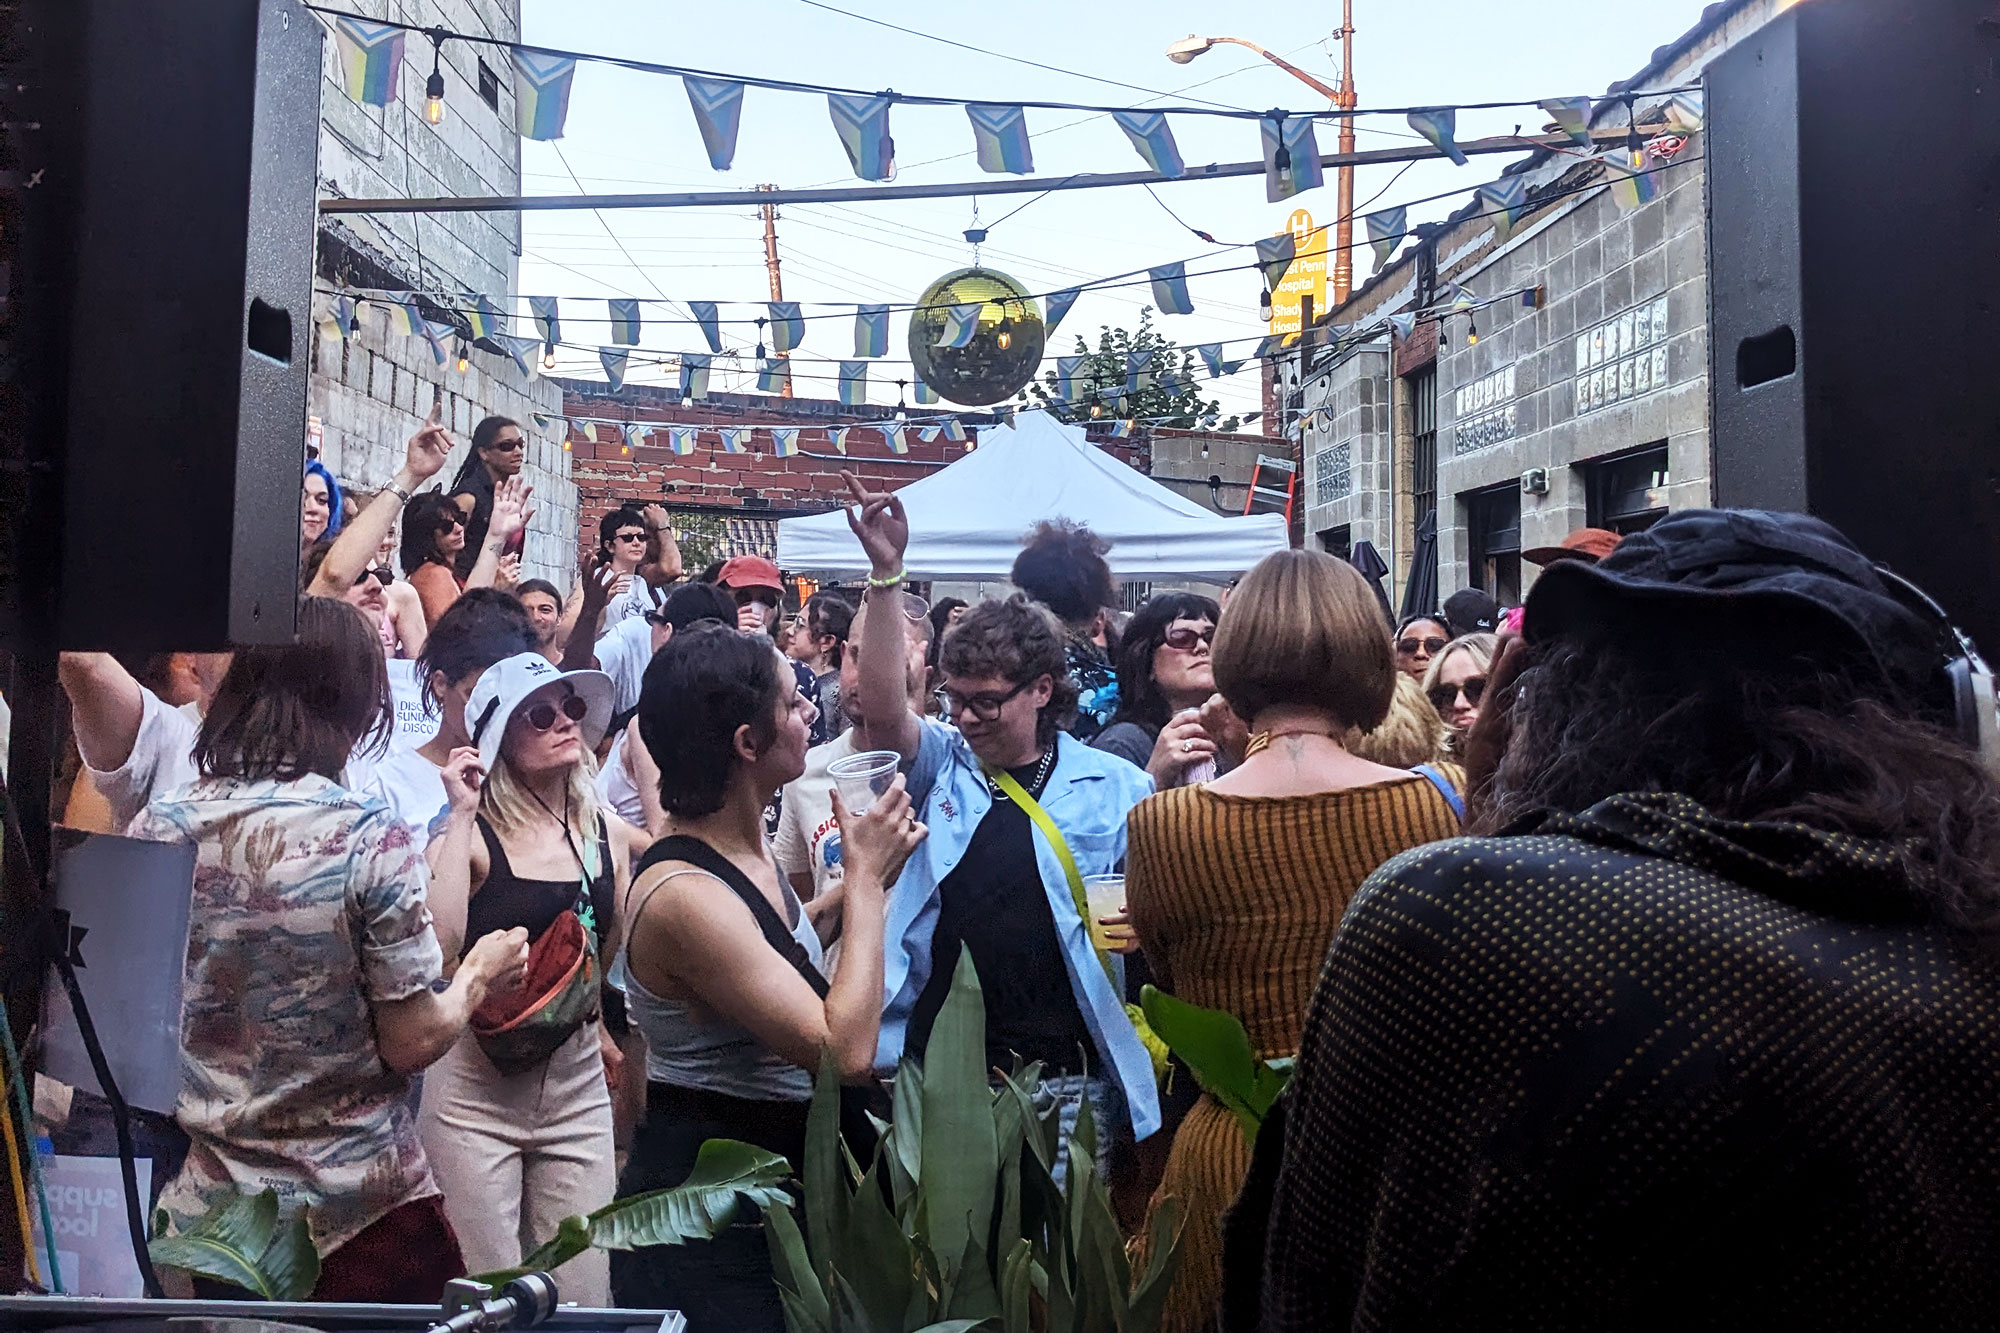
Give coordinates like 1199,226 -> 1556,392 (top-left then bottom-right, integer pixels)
1297,0 -> 1785,612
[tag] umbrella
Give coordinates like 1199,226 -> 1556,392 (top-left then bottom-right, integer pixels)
1348,540 -> 1394,624
1400,510 -> 1440,623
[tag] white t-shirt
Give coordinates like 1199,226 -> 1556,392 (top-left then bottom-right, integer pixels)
86,688 -> 199,832
597,615 -> 655,715
595,727 -> 647,829
773,730 -> 858,902
355,742 -> 449,846
601,574 -> 666,632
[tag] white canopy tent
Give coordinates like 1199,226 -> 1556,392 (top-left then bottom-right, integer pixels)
776,411 -> 1289,580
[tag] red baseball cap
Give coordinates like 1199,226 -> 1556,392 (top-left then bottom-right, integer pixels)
1523,526 -> 1623,567
717,554 -> 783,592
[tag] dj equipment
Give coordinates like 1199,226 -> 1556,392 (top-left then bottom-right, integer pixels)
1704,0 -> 2000,657
434,1274 -> 560,1333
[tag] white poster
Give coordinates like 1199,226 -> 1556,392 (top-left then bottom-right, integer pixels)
387,658 -> 441,745
30,1153 -> 153,1297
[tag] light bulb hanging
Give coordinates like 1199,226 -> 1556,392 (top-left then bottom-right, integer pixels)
541,343 -> 557,370
455,339 -> 470,373
425,33 -> 446,125
1466,315 -> 1480,346
996,313 -> 1013,352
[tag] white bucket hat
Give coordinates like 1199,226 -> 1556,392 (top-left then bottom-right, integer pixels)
464,652 -> 615,777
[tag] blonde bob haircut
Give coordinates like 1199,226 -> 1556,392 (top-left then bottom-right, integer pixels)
1211,548 -> 1396,732
1347,673 -> 1451,768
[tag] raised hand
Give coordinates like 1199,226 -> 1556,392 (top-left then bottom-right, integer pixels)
640,502 -> 673,536
488,476 -> 536,542
578,554 -> 617,614
439,746 -> 485,814
405,401 -> 452,482
494,553 -> 522,591
839,470 -> 908,576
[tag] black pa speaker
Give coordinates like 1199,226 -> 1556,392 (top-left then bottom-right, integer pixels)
10,0 -> 321,650
1705,0 -> 2000,652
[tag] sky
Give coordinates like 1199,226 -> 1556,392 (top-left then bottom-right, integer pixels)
517,0 -> 1718,422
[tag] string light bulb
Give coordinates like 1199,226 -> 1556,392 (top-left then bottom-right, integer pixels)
425,35 -> 446,124
1089,401 -> 1103,418
1466,315 -> 1480,346
455,340 -> 470,373
996,315 -> 1012,351
1201,440 -> 1210,459
1259,287 -> 1273,321
541,344 -> 557,370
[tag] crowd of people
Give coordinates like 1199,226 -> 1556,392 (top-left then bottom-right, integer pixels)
38,409 -> 2000,1329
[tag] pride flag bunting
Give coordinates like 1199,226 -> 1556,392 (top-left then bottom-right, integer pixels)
771,427 -> 799,458
600,346 -> 629,392
882,425 -> 908,455
494,333 -> 542,377
854,304 -> 889,358
768,302 -> 804,353
837,360 -> 867,406
918,425 -> 942,444
1113,110 -> 1184,179
512,51 -> 577,141
829,93 -> 895,181
668,427 -> 696,456
1124,351 -> 1149,393
756,358 -> 788,394
1539,96 -> 1594,146
936,303 -> 981,349
830,427 -> 850,456
621,423 -> 649,453
689,301 -> 721,353
942,419 -> 968,444
967,104 -> 1033,174
529,296 -> 561,345
1388,311 -> 1418,340
684,78 -> 746,171
1055,355 -> 1086,402
333,18 -> 405,107
383,294 -> 422,338
1606,157 -> 1660,210
609,299 -> 641,346
1262,115 -> 1324,202
1408,108 -> 1468,166
420,320 -> 453,366
1254,233 -> 1297,291
1478,176 -> 1531,243
1365,206 -> 1408,269
1044,287 -> 1081,334
1109,419 -> 1135,438
914,380 -> 939,405
720,427 -> 747,455
1149,261 -> 1195,316
679,353 -> 712,400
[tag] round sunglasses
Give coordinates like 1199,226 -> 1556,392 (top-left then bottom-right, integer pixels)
1397,635 -> 1448,657
1427,676 -> 1487,712
519,692 -> 590,732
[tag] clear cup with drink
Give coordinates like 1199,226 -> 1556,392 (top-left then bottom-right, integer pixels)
827,749 -> 901,816
1083,873 -> 1130,952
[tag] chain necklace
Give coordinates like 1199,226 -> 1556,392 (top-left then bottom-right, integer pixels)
988,742 -> 1056,802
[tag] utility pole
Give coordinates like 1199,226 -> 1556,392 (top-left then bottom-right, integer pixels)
757,183 -> 792,396
1332,0 -> 1358,305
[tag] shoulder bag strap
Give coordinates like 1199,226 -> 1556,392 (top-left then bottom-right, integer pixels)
1410,764 -> 1466,823
643,835 -> 831,998
985,766 -> 1116,989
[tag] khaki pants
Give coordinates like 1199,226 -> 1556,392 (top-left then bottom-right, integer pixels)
418,1022 -> 616,1306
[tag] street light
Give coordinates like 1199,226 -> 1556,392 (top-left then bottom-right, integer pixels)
1165,18 -> 1360,304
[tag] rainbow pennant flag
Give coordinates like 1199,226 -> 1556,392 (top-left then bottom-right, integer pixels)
829,93 -> 895,181
838,361 -> 867,406
967,104 -> 1033,175
1606,156 -> 1660,210
668,427 -> 696,456
679,353 -> 711,400
512,51 -> 576,141
720,427 -> 747,455
771,427 -> 800,458
383,294 -> 422,337
854,305 -> 889,358
830,427 -> 850,456
942,419 -> 968,444
914,380 -> 939,405
1113,110 -> 1184,179
333,17 -> 405,107
882,425 -> 908,455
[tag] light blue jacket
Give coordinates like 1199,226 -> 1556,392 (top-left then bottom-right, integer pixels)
878,719 -> 1161,1139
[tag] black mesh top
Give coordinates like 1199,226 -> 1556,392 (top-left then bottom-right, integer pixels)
1225,791 -> 2000,1331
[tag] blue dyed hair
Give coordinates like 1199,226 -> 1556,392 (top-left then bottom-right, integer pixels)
303,459 -> 344,537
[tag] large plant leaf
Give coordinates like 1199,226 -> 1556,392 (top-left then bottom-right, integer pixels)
517,1214 -> 592,1274
1125,1197 -> 1184,1333
766,1203 -> 832,1333
805,1051 -> 850,1291
148,1188 -> 319,1301
911,1323 -> 991,1332
890,1057 -> 925,1207
841,1152 -> 921,1331
920,952 -> 999,1313
588,1139 -> 792,1252
998,1237 -> 1034,1333
1141,985 -> 1293,1142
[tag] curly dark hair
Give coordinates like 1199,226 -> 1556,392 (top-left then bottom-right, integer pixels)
639,623 -> 785,817
1108,592 -> 1220,733
1481,632 -> 2000,936
416,588 -> 537,717
939,594 -> 1079,744
400,491 -> 464,576
1011,519 -> 1115,626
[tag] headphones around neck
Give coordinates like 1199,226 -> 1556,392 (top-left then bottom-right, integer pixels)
1873,565 -> 2000,776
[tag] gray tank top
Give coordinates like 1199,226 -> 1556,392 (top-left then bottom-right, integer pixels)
620,865 -> 822,1102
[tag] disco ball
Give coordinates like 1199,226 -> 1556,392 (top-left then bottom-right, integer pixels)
907,267 -> 1046,406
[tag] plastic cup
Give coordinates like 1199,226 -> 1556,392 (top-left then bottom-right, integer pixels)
828,749 -> 901,816
1083,874 -> 1127,952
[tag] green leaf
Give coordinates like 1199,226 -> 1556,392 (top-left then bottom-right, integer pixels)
890,1056 -> 925,1194
1141,985 -> 1295,1143
1125,1198 -> 1184,1333
766,1203 -> 832,1333
911,1322 -> 993,1332
147,1188 -> 319,1301
586,1139 -> 792,1252
920,953 -> 999,1313
998,1238 -> 1035,1333
518,1213 -> 592,1273
840,1153 -> 920,1331
805,1051 -> 849,1290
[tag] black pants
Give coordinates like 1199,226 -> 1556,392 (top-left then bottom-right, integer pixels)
610,1081 -> 809,1333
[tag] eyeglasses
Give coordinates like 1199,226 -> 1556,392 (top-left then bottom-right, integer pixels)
520,692 -> 590,732
1162,624 -> 1214,652
613,530 -> 648,545
484,437 -> 525,452
1397,635 -> 1449,657
436,513 -> 465,531
354,566 -> 392,587
1427,676 -> 1487,712
943,678 -> 1032,722
733,587 -> 781,609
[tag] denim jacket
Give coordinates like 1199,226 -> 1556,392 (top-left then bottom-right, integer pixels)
878,718 -> 1161,1138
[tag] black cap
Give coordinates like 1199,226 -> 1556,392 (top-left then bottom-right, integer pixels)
1525,508 -> 1952,712
1442,587 -> 1499,637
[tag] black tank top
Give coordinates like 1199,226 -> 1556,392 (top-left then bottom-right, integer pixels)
462,815 -> 615,956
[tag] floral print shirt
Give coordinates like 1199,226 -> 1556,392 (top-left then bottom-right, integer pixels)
130,774 -> 445,1253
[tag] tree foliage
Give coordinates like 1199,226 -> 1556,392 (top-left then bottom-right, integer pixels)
1024,308 -> 1240,431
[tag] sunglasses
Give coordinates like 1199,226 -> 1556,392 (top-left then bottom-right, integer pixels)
1428,676 -> 1487,712
944,677 -> 1031,723
483,437 -> 525,452
613,530 -> 648,544
1162,624 -> 1214,652
436,514 -> 465,532
520,692 -> 590,732
1398,635 -> 1449,657
733,587 -> 781,608
354,566 -> 392,588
